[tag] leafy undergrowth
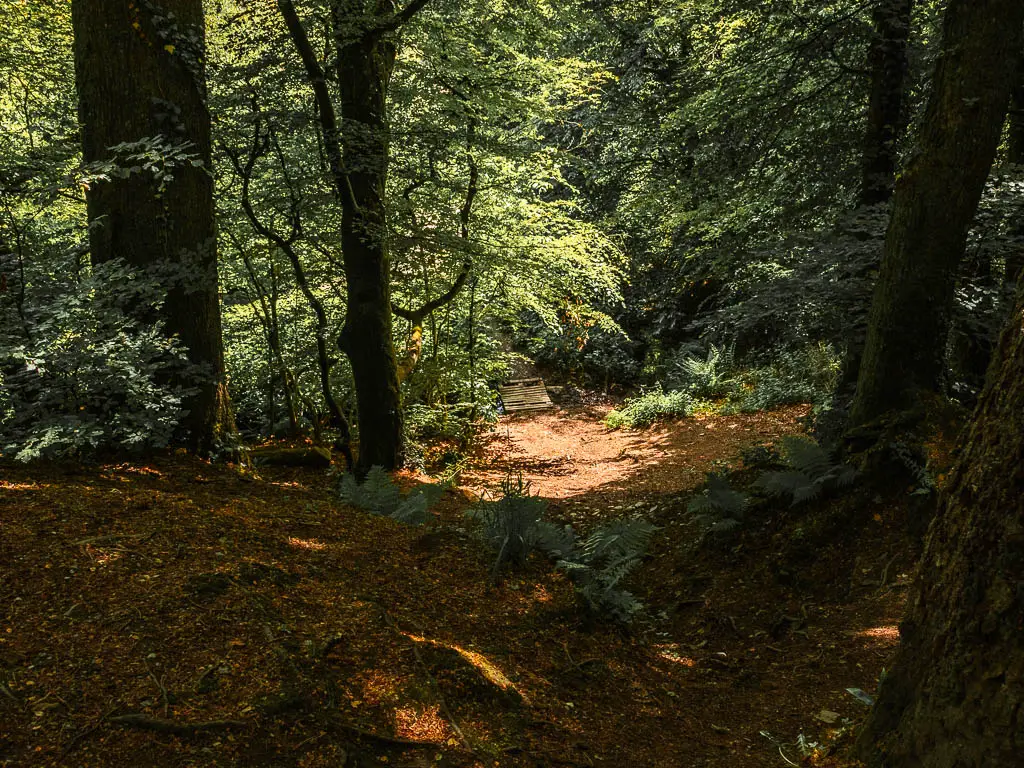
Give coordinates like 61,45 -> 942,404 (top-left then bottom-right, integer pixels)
0,407 -> 932,767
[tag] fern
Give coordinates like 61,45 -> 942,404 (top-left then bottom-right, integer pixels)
687,472 -> 749,533
339,466 -> 433,525
670,343 -> 738,398
755,436 -> 857,507
468,474 -> 656,623
467,473 -> 550,574
556,518 -> 656,623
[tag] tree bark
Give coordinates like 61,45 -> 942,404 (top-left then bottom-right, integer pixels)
279,0 -> 429,473
856,279 -> 1024,766
849,0 -> 1024,427
860,0 -> 913,208
72,0 -> 232,452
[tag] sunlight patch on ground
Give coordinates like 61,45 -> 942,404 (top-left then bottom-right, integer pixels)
287,536 -> 327,551
857,625 -> 900,645
394,704 -> 451,743
653,644 -> 696,667
0,481 -> 42,491
404,633 -> 529,703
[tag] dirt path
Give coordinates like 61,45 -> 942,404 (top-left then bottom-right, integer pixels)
464,404 -> 810,517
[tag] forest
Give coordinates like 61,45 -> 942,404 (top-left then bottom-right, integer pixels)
1,0 -> 1023,766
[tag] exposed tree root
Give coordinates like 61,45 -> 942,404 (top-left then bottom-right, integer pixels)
109,713 -> 248,735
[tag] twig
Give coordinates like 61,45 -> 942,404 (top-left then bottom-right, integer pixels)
0,681 -> 20,703
61,705 -> 118,757
109,713 -> 247,735
146,662 -> 170,718
877,554 -> 899,592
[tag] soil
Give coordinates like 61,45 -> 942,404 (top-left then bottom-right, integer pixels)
0,405 -> 921,767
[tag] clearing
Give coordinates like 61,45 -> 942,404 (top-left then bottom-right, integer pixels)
0,405 -> 913,767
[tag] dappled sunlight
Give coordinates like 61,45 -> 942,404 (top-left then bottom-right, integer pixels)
0,481 -> 44,491
404,633 -> 528,703
287,536 -> 327,551
654,644 -> 697,667
464,405 -> 810,509
857,624 -> 900,646
394,704 -> 451,743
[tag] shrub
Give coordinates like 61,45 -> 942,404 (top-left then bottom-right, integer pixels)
754,435 -> 856,506
338,466 -> 440,525
736,343 -> 840,412
0,260 -> 197,461
606,386 -> 693,429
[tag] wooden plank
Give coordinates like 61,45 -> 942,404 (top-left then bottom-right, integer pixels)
499,379 -> 554,412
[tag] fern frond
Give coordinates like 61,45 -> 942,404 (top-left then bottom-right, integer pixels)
780,436 -> 833,480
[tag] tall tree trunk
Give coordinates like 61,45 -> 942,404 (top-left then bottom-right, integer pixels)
333,4 -> 404,472
860,0 -> 913,208
849,0 -> 1024,427
856,279 -> 1024,767
72,0 -> 232,452
279,0 -> 429,473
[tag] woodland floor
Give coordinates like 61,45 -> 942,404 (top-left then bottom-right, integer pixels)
0,404 -> 919,768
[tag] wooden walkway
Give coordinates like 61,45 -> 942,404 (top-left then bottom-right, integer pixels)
498,378 -> 555,413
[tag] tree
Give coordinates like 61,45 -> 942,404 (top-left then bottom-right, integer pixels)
72,0 -> 232,451
849,0 -> 1024,426
855,279 -> 1024,765
278,0 -> 431,472
860,0 -> 913,208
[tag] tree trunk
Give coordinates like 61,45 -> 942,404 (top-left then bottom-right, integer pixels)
279,0 -> 428,473
849,0 -> 1024,427
72,0 -> 232,452
333,5 -> 404,472
860,0 -> 913,208
1006,56 -> 1024,286
856,279 -> 1024,766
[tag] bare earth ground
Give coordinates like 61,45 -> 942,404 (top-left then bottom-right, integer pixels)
0,406 -> 913,768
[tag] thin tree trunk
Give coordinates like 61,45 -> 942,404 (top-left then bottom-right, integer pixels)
72,0 -> 233,452
860,0 -> 913,208
849,0 -> 1024,426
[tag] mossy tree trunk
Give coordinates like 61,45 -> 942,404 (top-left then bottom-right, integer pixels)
856,280 -> 1024,766
72,0 -> 232,452
849,0 -> 1024,426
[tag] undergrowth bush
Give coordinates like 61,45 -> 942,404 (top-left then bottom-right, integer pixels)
606,386 -> 693,429
468,473 -> 656,623
339,466 -> 444,525
0,260 -> 197,461
736,343 -> 840,412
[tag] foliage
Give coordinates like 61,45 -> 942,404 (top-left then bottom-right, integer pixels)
468,473 -> 654,622
338,466 -> 438,526
606,386 -> 693,429
687,473 -> 749,535
755,436 -> 857,507
555,518 -> 657,623
736,343 -> 841,413
0,260 -> 196,462
467,473 -> 553,575
668,343 -> 738,398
